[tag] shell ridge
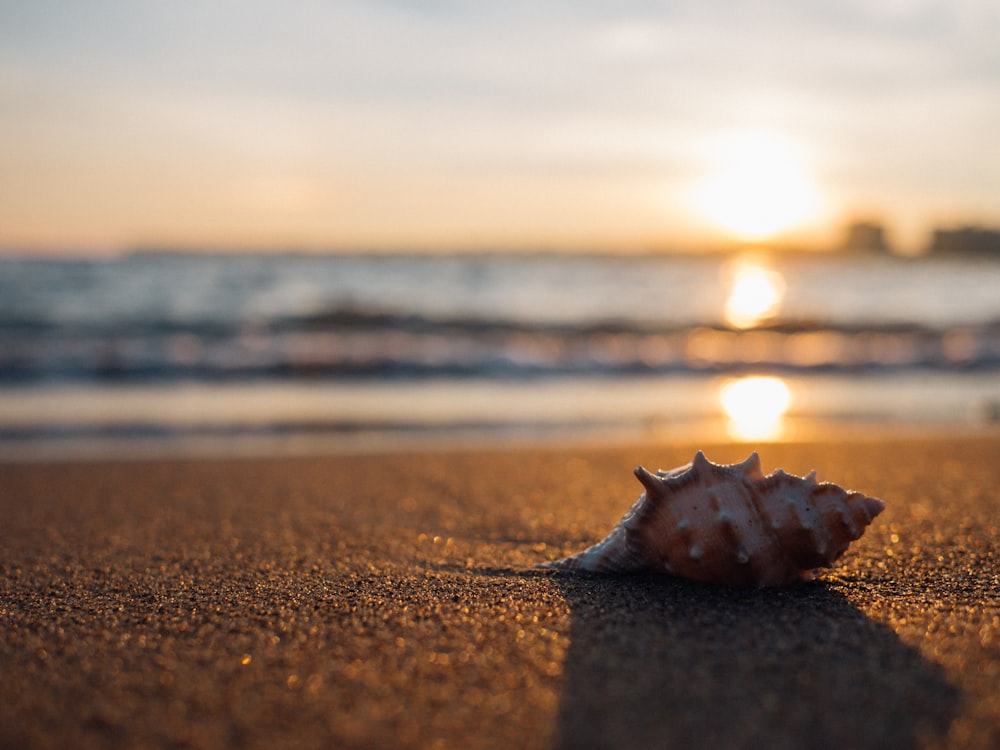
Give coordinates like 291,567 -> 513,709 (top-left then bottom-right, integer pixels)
741,476 -> 802,585
711,487 -> 761,584
738,451 -> 765,481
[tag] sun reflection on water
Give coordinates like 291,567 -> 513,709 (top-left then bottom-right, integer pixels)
724,258 -> 786,329
719,375 -> 791,441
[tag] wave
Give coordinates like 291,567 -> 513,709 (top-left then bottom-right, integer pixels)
2,306 -> 999,384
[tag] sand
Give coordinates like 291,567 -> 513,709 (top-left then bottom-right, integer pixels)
1,436 -> 998,749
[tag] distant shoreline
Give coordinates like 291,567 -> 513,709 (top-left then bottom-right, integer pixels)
2,237 -> 1000,261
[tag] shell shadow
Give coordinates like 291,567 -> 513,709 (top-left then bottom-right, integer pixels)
551,574 -> 958,750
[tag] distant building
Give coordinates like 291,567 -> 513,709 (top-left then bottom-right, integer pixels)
927,226 -> 1000,257
840,221 -> 891,254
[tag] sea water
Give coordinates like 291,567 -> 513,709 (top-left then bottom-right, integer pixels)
1,250 -> 998,458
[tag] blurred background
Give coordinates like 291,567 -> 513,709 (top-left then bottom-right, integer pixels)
1,1 -> 999,457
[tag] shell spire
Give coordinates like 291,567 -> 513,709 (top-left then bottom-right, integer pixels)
537,452 -> 885,587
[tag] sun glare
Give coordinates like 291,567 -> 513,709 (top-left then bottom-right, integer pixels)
724,257 -> 786,328
693,132 -> 819,241
720,376 -> 791,441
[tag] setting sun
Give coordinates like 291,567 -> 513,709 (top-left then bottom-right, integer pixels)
693,132 -> 820,241
720,376 -> 792,441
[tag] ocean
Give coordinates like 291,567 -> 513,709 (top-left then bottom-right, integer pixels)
1,250 -> 998,458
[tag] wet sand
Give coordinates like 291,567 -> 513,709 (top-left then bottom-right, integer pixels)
1,437 -> 998,749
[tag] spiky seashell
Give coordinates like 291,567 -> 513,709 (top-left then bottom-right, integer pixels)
538,451 -> 884,586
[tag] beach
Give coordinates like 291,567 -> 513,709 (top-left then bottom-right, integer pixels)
1,435 -> 998,749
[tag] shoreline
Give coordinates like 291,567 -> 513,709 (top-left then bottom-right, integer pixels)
1,370 -> 998,464
2,435 -> 998,748
4,421 -> 1000,464
2,417 -> 999,464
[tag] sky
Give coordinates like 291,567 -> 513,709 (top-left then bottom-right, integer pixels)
1,0 -> 999,254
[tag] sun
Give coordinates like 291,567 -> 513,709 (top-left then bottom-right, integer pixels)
692,131 -> 820,241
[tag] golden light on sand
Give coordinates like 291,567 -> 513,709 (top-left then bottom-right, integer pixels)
724,258 -> 786,328
720,376 -> 791,441
693,131 -> 819,241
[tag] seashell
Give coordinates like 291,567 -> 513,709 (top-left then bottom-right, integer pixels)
538,451 -> 884,586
